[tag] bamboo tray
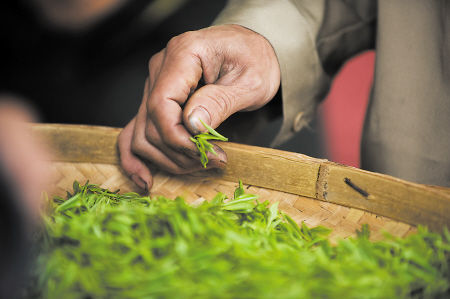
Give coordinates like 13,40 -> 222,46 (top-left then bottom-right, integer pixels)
33,124 -> 450,241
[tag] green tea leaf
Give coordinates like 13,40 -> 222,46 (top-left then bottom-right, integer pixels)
28,181 -> 450,299
200,119 -> 228,141
234,180 -> 245,199
190,119 -> 228,168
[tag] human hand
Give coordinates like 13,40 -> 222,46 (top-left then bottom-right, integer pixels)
118,24 -> 280,190
0,97 -> 52,222
0,96 -> 53,298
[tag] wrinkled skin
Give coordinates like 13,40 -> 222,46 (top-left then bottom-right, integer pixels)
118,24 -> 280,190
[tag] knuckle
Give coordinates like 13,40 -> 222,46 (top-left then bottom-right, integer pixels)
147,51 -> 164,82
166,35 -> 182,51
146,97 -> 159,115
246,74 -> 264,92
147,55 -> 158,72
148,51 -> 162,70
248,77 -> 267,106
130,137 -> 145,156
166,31 -> 200,54
239,73 -> 271,109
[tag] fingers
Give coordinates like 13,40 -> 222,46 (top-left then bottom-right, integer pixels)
183,70 -> 269,133
120,25 -> 281,188
134,104 -> 203,173
120,111 -> 222,190
145,33 -> 206,155
147,50 -> 164,91
147,93 -> 197,155
140,78 -> 203,170
183,84 -> 245,132
180,25 -> 280,133
120,48 -> 212,189
144,32 -> 229,165
118,118 -> 153,191
149,36 -> 203,106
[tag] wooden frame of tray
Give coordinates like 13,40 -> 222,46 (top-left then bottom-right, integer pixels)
32,124 -> 450,240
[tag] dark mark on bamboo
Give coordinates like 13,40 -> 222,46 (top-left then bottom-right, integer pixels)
344,178 -> 370,199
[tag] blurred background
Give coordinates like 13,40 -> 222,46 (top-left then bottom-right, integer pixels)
0,4 -> 375,293
1,0 -> 374,168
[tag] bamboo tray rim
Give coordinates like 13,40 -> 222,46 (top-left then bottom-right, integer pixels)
32,123 -> 450,232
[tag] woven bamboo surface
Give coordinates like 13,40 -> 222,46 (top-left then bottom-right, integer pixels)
34,123 -> 450,240
34,124 -> 450,232
48,161 -> 416,242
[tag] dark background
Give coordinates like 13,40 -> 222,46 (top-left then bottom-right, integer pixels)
1,0 -> 324,157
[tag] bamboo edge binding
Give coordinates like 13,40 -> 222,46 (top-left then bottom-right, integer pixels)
32,124 -> 450,235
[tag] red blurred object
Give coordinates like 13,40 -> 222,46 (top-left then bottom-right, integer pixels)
318,51 -> 375,168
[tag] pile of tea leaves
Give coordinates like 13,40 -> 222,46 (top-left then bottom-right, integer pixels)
30,181 -> 450,298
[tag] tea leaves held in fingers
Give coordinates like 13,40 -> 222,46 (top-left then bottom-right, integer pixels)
190,119 -> 228,168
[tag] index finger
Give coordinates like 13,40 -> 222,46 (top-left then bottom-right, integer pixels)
146,38 -> 205,153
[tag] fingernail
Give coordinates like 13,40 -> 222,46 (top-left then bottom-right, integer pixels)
216,159 -> 227,169
131,174 -> 148,192
188,106 -> 211,133
208,158 -> 227,169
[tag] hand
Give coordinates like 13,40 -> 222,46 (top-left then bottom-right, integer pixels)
118,24 -> 281,190
0,97 -> 52,222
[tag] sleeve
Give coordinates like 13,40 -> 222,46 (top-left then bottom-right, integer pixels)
213,0 -> 376,147
317,0 -> 377,76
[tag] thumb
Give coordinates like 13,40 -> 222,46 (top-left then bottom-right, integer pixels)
184,84 -> 251,133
